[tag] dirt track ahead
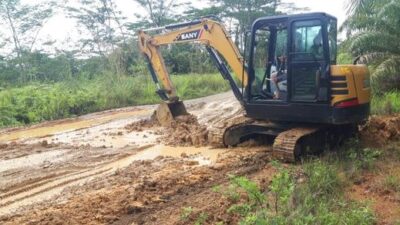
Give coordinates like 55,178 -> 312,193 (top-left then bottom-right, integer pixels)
0,92 -> 261,224
0,92 -> 399,225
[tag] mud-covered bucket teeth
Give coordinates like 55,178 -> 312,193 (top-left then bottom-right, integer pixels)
155,101 -> 188,126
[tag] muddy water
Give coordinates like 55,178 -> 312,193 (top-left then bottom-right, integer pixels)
44,118 -> 158,148
0,109 -> 151,142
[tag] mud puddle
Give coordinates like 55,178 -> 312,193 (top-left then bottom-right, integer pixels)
43,121 -> 159,148
0,108 -> 151,142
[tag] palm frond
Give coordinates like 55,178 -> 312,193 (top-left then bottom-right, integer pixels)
378,0 -> 400,25
357,53 -> 388,64
372,56 -> 400,92
346,0 -> 374,15
373,56 -> 400,78
349,32 -> 400,57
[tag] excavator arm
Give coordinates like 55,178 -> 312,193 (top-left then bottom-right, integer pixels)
138,19 -> 249,104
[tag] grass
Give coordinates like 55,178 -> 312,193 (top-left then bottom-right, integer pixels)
211,140 -> 379,225
180,207 -> 193,221
0,73 -> 230,128
382,174 -> 400,192
371,91 -> 400,115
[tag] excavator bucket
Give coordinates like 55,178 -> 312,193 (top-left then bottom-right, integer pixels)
155,101 -> 188,126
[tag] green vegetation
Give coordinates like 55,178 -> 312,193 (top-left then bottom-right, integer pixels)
212,141 -> 380,225
344,0 -> 400,94
180,206 -> 194,221
0,73 -> 229,127
194,212 -> 208,225
371,92 -> 400,115
382,175 -> 400,193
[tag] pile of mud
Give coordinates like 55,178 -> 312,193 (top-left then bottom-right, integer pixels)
125,116 -> 159,132
160,115 -> 208,147
360,115 -> 400,146
125,114 -> 209,147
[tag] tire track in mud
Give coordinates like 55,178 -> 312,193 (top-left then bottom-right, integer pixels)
0,168 -> 112,210
0,170 -> 77,199
0,145 -> 154,216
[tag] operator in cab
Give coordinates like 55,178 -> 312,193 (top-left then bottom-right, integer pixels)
270,55 -> 287,99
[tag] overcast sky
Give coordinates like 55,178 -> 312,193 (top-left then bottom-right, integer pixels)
4,0 -> 349,53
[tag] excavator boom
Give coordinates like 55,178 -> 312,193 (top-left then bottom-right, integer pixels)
138,18 -> 249,126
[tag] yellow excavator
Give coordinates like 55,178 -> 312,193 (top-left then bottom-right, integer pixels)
138,13 -> 371,162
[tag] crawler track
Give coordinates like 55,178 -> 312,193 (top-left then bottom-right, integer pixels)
272,127 -> 320,162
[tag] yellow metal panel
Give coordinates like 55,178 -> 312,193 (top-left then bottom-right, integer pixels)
330,65 -> 371,106
350,65 -> 371,104
331,65 -> 357,105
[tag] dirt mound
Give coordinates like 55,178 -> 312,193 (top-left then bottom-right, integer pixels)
161,115 -> 209,147
125,113 -> 209,147
360,115 -> 400,146
125,116 -> 159,132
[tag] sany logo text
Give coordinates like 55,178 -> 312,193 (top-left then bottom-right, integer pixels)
176,30 -> 202,41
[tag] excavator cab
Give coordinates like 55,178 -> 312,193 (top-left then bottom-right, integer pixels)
244,13 -> 370,125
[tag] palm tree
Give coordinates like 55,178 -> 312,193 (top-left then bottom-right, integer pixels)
343,0 -> 400,93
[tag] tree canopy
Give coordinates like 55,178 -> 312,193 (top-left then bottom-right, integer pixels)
344,0 -> 400,93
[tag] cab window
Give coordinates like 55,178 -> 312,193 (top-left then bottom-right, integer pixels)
328,18 -> 337,64
292,20 -> 324,61
252,27 -> 270,97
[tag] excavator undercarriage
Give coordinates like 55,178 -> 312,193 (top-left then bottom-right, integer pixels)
209,117 -> 356,162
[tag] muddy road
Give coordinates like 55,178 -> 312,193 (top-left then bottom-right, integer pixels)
0,92 -> 399,224
0,92 -> 254,224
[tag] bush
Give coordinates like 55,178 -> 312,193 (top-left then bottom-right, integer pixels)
0,73 -> 229,128
218,160 -> 376,225
371,91 -> 400,115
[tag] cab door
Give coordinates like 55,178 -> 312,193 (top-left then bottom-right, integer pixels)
288,19 -> 329,103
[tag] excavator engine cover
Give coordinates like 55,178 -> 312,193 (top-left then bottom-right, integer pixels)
155,101 -> 188,126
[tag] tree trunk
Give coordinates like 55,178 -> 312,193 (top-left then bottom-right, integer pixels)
5,5 -> 25,77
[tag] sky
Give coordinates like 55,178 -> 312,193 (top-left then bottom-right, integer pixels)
2,0 -> 349,54
289,0 -> 347,24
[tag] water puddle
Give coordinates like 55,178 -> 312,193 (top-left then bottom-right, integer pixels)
46,123 -> 158,149
0,109 -> 151,142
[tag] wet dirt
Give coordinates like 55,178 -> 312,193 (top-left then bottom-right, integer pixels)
126,113 -> 210,147
0,146 -> 271,225
160,114 -> 209,147
360,114 -> 400,147
0,107 -> 151,143
0,92 -> 399,224
0,92 -> 243,221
